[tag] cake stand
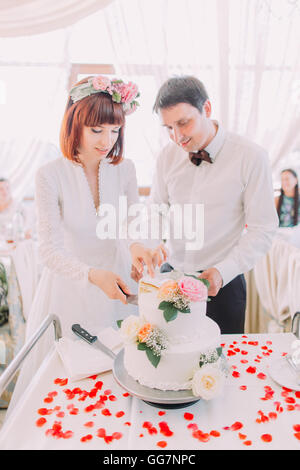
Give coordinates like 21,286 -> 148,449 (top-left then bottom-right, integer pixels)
112,349 -> 200,409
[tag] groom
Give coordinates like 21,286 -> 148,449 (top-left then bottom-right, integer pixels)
139,75 -> 278,334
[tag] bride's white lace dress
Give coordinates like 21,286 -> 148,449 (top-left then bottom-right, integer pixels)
8,156 -> 139,414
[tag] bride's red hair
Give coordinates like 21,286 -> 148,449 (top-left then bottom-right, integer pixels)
60,77 -> 125,164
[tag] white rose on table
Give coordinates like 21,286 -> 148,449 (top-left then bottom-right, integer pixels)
191,363 -> 224,400
120,315 -> 144,344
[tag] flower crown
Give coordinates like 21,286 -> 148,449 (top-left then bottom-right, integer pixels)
69,75 -> 140,115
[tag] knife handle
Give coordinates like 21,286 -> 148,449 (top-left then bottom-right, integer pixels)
71,324 -> 97,344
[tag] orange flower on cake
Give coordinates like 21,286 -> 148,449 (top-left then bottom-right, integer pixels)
137,323 -> 153,343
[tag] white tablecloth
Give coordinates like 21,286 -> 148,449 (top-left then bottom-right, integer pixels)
0,333 -> 299,450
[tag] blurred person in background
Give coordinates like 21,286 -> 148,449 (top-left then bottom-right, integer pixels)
0,177 -> 35,242
275,169 -> 300,227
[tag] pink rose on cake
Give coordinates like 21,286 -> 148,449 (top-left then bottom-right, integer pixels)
178,276 -> 208,302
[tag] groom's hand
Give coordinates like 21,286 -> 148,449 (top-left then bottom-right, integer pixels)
130,242 -> 168,278
198,268 -> 223,296
131,264 -> 143,282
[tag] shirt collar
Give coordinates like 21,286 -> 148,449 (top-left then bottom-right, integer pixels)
203,121 -> 226,162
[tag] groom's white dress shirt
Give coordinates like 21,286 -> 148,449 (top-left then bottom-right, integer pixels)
148,122 -> 278,286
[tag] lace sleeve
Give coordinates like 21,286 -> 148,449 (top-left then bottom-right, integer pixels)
35,166 -> 91,283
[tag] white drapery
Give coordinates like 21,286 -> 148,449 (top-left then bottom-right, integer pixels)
1,0 -> 300,198
0,0 -> 115,37
103,0 -> 300,173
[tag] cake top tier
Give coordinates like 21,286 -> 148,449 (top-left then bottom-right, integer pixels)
139,270 -> 209,304
138,270 -> 210,343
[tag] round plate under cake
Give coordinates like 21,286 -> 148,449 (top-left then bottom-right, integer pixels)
113,349 -> 200,408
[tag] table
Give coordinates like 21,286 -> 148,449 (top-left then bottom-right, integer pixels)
0,333 -> 299,450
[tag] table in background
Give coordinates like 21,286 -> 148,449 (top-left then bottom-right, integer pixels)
0,333 -> 299,450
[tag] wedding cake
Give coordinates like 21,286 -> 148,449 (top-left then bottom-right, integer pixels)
120,271 -> 226,400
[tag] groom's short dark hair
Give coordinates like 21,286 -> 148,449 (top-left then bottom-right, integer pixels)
153,76 -> 209,114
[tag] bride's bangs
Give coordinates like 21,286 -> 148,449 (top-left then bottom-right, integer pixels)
82,93 -> 125,128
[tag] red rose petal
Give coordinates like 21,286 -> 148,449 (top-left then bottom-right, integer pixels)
81,434 -> 93,442
240,385 -> 247,390
227,350 -> 236,356
230,421 -> 243,431
232,371 -> 240,378
84,421 -> 94,428
159,421 -> 173,437
238,432 -> 247,440
285,396 -> 296,404
293,424 -> 300,432
101,408 -> 112,416
157,441 -> 167,448
294,432 -> 300,440
184,412 -> 194,421
210,430 -> 221,437
243,440 -> 252,446
261,433 -> 272,442
257,373 -> 266,380
97,428 -> 106,438
246,366 -> 256,374
116,411 -> 125,418
36,417 -> 47,427
187,423 -> 198,431
38,408 -> 52,416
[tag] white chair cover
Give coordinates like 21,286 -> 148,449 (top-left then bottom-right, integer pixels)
10,239 -> 39,321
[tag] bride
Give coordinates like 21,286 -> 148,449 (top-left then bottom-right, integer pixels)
7,75 -> 166,413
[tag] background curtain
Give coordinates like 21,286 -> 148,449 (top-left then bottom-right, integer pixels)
0,0 -> 115,37
103,0 -> 300,176
1,0 -> 300,198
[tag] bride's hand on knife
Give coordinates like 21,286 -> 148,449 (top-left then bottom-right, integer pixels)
130,242 -> 168,280
88,268 -> 131,304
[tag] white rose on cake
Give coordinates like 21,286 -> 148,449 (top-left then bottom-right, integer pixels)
191,363 -> 224,400
120,315 -> 144,344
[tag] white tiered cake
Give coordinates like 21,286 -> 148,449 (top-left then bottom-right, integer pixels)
120,271 -> 226,399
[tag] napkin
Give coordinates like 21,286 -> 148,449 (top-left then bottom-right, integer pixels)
55,327 -> 123,381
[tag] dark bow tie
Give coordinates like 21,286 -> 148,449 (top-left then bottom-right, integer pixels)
189,149 -> 212,166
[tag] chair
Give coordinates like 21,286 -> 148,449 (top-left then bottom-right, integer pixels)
253,238 -> 299,332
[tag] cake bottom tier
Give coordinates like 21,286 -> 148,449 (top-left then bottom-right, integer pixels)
124,318 -> 221,391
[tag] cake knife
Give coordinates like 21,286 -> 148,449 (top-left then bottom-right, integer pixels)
118,285 -> 138,305
71,323 -> 116,360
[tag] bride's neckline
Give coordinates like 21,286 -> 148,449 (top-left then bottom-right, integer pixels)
79,159 -> 103,216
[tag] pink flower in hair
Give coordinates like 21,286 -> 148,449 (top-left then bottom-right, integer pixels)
121,82 -> 139,103
92,75 -> 111,91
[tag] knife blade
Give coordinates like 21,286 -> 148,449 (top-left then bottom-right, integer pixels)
118,285 -> 138,305
71,324 -> 116,360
